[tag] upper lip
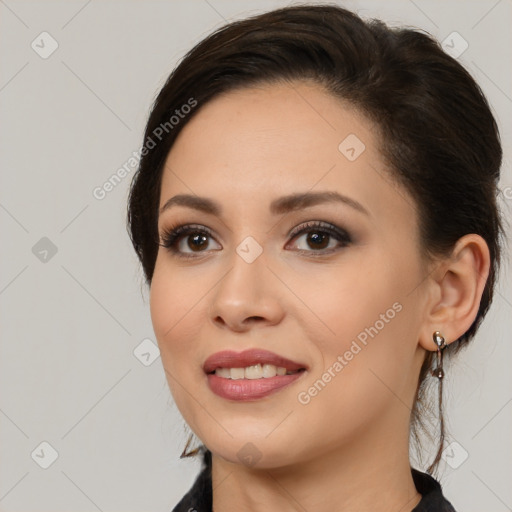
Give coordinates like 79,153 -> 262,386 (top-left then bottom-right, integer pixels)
203,349 -> 308,374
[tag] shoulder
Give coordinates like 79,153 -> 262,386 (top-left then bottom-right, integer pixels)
411,468 -> 457,512
171,458 -> 458,512
172,450 -> 212,512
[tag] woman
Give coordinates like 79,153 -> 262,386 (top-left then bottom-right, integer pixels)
127,4 -> 503,511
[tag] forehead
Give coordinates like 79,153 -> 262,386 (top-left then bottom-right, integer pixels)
159,81 -> 414,227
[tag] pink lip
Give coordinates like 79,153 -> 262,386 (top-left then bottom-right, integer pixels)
203,349 -> 308,402
202,349 -> 307,374
207,372 -> 305,401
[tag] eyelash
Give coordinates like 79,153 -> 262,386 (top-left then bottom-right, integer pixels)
159,221 -> 352,260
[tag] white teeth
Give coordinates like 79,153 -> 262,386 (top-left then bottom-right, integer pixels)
245,364 -> 264,380
263,364 -> 278,378
213,364 -> 300,379
230,367 -> 245,380
215,367 -> 231,378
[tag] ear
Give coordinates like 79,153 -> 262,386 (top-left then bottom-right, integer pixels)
418,234 -> 491,351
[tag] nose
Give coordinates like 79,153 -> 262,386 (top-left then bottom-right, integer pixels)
208,248 -> 285,333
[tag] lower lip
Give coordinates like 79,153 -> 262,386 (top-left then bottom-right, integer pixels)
206,371 -> 305,401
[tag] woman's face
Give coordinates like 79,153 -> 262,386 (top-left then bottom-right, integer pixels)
150,81 -> 431,468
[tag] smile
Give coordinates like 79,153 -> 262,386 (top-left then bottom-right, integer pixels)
213,363 -> 303,379
203,348 -> 308,401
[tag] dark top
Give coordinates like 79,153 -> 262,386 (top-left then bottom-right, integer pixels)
172,448 -> 457,512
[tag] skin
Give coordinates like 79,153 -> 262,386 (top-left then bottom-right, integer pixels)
150,81 -> 490,512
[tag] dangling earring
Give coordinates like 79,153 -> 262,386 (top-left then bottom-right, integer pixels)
431,331 -> 447,379
426,331 -> 449,475
180,432 -> 201,459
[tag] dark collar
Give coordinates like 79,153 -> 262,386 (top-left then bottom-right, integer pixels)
411,468 -> 457,511
172,450 -> 457,512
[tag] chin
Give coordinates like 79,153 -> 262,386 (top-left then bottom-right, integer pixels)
206,432 -> 303,470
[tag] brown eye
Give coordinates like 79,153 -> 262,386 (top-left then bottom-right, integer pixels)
303,231 -> 330,250
288,221 -> 352,254
185,233 -> 209,252
160,224 -> 221,258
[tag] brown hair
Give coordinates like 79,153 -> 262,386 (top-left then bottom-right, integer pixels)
127,3 -> 503,475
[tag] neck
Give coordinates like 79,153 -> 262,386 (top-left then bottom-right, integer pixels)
211,414 -> 422,512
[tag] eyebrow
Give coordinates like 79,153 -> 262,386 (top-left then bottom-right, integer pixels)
159,191 -> 370,217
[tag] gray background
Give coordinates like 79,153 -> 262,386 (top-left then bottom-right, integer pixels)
0,0 -> 511,511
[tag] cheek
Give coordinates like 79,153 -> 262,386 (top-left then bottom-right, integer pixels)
149,259 -> 211,423
293,247 -> 422,404
149,259 -> 204,370
288,252 -> 402,346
